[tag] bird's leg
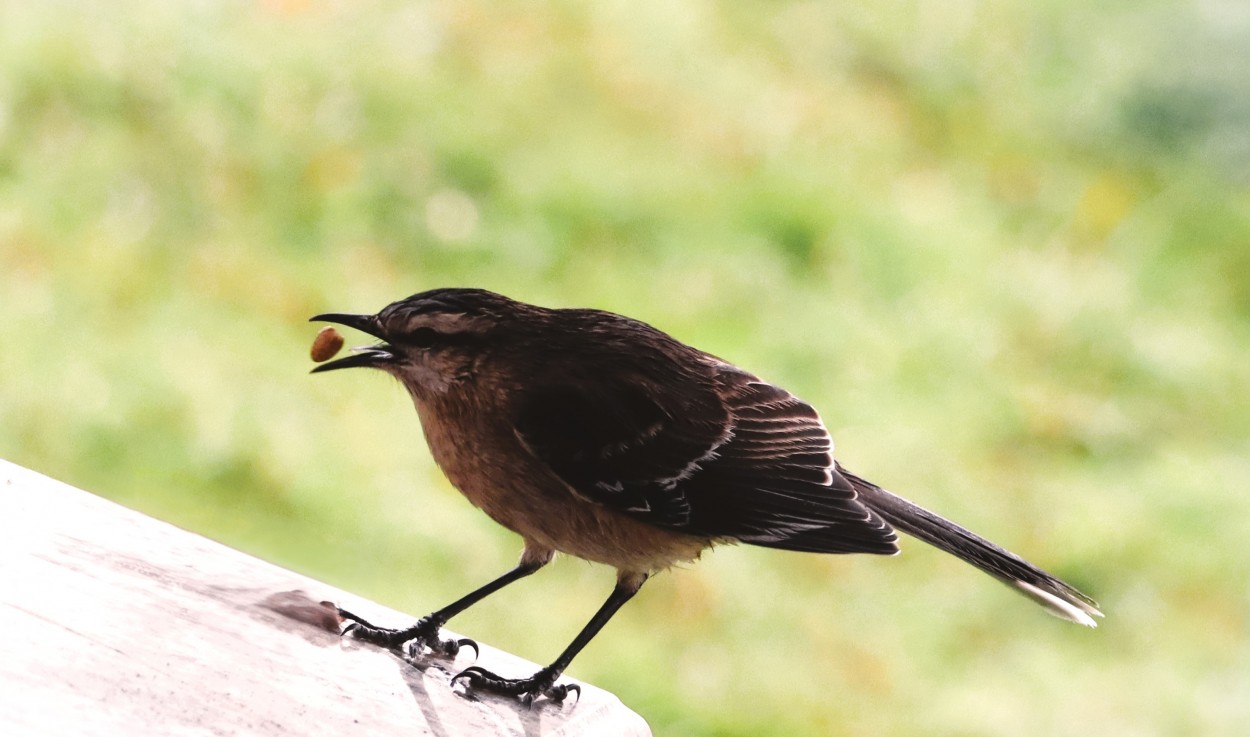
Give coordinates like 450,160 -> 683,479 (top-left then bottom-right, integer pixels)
452,571 -> 647,705
340,549 -> 551,659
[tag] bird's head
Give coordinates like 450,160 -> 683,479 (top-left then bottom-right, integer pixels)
310,288 -> 532,398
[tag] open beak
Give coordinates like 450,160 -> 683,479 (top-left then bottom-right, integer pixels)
308,312 -> 394,373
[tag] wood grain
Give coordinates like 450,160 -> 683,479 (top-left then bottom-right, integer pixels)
0,459 -> 650,737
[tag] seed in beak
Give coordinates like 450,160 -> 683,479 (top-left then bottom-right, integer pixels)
310,326 -> 345,363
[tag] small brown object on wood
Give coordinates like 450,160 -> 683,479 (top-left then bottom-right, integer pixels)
310,326 -> 344,362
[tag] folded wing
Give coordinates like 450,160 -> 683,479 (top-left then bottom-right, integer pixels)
513,360 -> 897,556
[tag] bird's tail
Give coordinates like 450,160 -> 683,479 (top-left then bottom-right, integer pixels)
842,468 -> 1103,627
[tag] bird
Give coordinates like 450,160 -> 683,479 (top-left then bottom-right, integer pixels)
310,287 -> 1102,703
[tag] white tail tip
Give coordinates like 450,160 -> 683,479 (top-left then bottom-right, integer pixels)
1012,580 -> 1104,628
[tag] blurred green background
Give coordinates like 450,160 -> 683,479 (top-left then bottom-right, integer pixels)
3,0 -> 1249,734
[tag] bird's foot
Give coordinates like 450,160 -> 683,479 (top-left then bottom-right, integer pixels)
337,608 -> 478,660
452,665 -> 580,706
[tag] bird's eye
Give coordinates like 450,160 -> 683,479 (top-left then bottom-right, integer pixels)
409,327 -> 440,348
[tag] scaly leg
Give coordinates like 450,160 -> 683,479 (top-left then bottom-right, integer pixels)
340,549 -> 551,659
452,571 -> 648,704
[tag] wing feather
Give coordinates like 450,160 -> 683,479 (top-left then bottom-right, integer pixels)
510,340 -> 897,555
677,366 -> 897,553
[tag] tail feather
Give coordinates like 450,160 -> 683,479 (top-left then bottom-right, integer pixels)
842,467 -> 1103,627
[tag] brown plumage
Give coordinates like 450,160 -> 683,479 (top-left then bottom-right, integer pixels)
311,287 -> 1102,703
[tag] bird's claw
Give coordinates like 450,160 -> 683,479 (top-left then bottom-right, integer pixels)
452,669 -> 582,709
543,681 -> 581,705
337,608 -> 477,661
451,666 -> 580,705
441,637 -> 481,660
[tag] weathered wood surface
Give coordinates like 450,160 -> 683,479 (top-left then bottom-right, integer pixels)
0,459 -> 651,737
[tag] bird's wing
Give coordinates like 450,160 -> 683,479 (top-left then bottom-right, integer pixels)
679,366 -> 898,554
513,361 -> 898,555
512,373 -> 730,528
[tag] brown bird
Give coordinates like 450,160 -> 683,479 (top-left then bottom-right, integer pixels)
311,288 -> 1101,703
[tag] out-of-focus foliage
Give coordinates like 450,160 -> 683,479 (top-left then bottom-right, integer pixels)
2,1 -> 1248,735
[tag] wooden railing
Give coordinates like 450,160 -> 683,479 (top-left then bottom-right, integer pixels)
0,459 -> 650,737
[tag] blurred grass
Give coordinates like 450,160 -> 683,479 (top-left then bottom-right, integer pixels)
3,0 -> 1250,735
